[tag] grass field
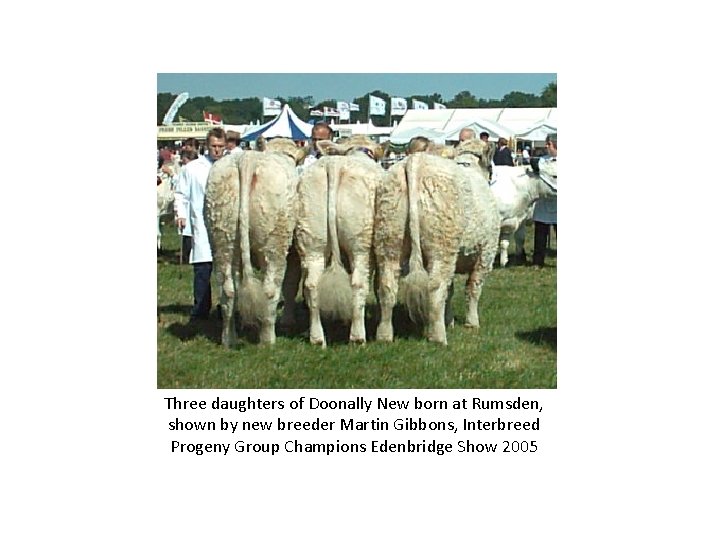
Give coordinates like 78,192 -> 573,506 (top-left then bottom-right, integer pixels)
157,222 -> 556,389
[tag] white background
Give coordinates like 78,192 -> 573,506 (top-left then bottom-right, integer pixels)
2,2 -> 719,538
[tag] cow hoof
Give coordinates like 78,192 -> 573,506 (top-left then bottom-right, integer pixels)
349,336 -> 366,345
463,322 -> 480,329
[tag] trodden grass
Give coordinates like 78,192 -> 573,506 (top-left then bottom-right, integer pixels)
157,222 -> 556,389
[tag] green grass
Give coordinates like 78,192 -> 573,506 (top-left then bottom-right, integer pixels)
157,222 -> 556,389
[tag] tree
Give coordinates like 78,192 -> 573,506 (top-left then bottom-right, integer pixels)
502,91 -> 541,108
448,90 -> 479,109
540,81 -> 557,107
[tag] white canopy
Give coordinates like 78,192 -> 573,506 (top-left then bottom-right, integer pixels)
329,118 -> 394,138
391,107 -> 556,142
515,121 -> 558,142
389,126 -> 447,145
443,120 -> 513,142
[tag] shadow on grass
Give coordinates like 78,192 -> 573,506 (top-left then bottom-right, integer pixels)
161,299 -> 429,346
157,249 -> 192,266
158,303 -> 191,316
276,301 -> 426,344
167,319 -> 222,343
515,326 -> 556,350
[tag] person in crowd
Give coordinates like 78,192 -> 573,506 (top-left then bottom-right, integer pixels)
182,138 -> 199,152
174,127 -> 227,321
407,136 -> 431,154
522,145 -> 531,165
458,127 -> 476,143
493,137 -> 514,166
479,131 -> 490,143
301,122 -> 333,170
175,148 -> 198,263
532,133 -> 557,267
225,130 -> 243,155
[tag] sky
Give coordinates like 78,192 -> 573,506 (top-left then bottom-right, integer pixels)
156,73 -> 556,104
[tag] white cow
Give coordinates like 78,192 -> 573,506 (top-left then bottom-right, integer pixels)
290,135 -> 384,347
456,145 -> 557,267
204,138 -> 306,347
374,143 -> 499,345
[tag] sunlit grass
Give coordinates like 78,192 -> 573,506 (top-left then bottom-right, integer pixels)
157,222 -> 556,389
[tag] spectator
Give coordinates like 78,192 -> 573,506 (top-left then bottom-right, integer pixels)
174,127 -> 227,321
225,130 -> 243,155
458,127 -> 476,143
522,145 -> 531,165
479,131 -> 490,143
301,122 -> 334,170
532,134 -> 558,267
493,137 -> 514,166
295,122 -> 333,174
407,136 -> 431,154
176,148 -> 198,263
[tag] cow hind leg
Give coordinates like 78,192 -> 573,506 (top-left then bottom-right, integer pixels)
278,244 -> 301,329
216,260 -> 238,348
303,254 -> 326,347
499,236 -> 510,268
258,260 -> 285,345
426,255 -> 456,345
376,260 -> 400,342
349,252 -> 370,344
464,261 -> 483,328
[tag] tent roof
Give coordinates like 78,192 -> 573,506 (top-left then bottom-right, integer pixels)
443,120 -> 513,141
329,119 -> 394,137
241,104 -> 314,141
391,107 -> 556,140
515,120 -> 557,141
389,126 -> 447,145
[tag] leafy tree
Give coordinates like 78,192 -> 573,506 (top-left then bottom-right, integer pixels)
448,90 -> 478,109
502,91 -> 541,108
540,81 -> 557,107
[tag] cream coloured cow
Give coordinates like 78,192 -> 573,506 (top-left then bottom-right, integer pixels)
374,139 -> 499,345
204,138 -> 306,347
288,135 -> 384,347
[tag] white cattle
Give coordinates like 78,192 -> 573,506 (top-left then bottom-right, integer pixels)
289,135 -> 384,347
374,142 -> 499,345
204,138 -> 306,347
456,146 -> 557,267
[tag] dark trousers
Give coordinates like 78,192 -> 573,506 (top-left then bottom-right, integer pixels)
533,222 -> 557,266
182,236 -> 192,264
191,261 -> 213,319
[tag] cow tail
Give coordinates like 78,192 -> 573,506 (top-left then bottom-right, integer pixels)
318,158 -> 353,321
237,152 -> 265,327
401,154 -> 430,324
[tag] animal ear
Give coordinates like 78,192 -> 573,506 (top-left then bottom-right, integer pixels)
317,140 -> 346,155
373,142 -> 384,160
292,145 -> 308,165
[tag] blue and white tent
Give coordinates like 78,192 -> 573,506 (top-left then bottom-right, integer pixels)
241,104 -> 314,141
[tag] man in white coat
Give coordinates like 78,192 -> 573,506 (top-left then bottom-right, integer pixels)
174,127 -> 227,321
532,133 -> 558,267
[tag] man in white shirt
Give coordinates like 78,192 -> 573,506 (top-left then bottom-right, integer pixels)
174,127 -> 227,321
225,130 -> 243,155
298,122 -> 333,173
532,134 -> 558,267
